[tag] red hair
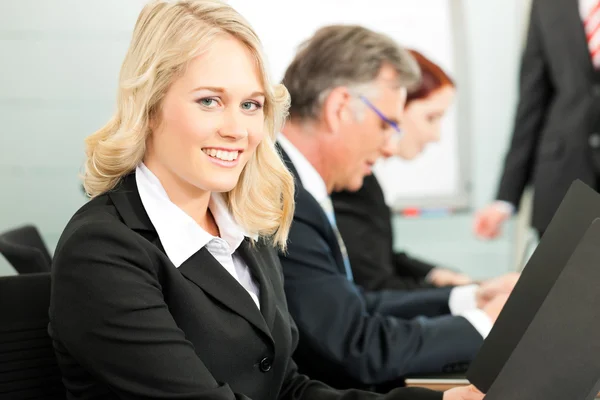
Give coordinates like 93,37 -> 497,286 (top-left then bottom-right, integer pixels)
406,49 -> 454,105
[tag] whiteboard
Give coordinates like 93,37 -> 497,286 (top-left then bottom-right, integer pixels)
227,0 -> 471,211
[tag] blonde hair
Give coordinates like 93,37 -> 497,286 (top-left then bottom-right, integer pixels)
83,0 -> 294,249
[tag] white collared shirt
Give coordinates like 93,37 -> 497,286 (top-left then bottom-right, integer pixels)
277,134 -> 329,205
277,134 -> 492,338
135,163 -> 260,310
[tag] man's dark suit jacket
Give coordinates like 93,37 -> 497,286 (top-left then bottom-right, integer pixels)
497,0 -> 600,233
277,148 -> 483,391
331,174 -> 437,291
48,173 -> 442,400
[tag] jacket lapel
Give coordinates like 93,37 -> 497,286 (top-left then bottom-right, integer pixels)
177,249 -> 273,343
277,144 -> 349,277
238,239 -> 276,332
108,173 -> 274,343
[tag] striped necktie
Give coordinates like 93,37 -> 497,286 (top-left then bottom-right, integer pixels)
584,0 -> 600,68
320,197 -> 354,282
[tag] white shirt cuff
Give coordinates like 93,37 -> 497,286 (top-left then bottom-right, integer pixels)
448,284 -> 479,314
458,309 -> 493,338
493,200 -> 515,216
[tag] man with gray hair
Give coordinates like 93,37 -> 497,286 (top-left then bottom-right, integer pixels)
277,25 -> 506,392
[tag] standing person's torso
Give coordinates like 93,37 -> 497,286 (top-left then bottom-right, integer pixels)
528,0 -> 600,231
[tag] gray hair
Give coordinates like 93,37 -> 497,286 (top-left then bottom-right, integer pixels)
282,24 -> 421,122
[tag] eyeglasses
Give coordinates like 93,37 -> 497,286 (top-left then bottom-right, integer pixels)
359,95 -> 402,135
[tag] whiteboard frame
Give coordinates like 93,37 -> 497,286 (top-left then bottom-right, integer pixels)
387,0 -> 472,212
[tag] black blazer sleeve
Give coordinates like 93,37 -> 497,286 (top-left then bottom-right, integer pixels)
332,178 -> 436,291
392,253 -> 436,282
50,217 -> 443,400
280,217 -> 483,384
496,0 -> 554,207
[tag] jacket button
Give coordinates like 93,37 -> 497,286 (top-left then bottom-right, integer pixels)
592,84 -> 600,97
259,357 -> 272,372
590,133 -> 600,149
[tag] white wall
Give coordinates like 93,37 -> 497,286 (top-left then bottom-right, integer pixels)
467,0 -> 528,208
0,0 -> 147,274
0,0 -> 531,276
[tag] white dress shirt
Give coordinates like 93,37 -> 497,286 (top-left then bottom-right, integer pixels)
278,134 -> 492,338
135,163 -> 261,310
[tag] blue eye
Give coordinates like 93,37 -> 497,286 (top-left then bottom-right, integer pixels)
198,98 -> 218,107
241,101 -> 262,111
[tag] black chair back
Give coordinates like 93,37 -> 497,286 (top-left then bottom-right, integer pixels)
0,226 -> 52,274
0,273 -> 66,399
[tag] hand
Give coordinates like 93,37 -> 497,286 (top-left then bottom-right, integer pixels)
428,268 -> 473,287
475,272 -> 520,308
473,203 -> 511,240
443,385 -> 484,400
481,293 -> 510,322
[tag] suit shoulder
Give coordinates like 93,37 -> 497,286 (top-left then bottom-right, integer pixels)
54,194 -> 140,261
293,186 -> 328,223
61,193 -> 119,233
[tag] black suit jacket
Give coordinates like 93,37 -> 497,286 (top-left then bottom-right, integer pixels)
49,173 -> 442,400
497,0 -> 600,233
331,174 -> 437,291
277,148 -> 483,390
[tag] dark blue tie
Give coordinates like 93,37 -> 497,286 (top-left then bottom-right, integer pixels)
320,197 -> 354,282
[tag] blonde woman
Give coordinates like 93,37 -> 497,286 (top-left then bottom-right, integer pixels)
49,1 -> 483,399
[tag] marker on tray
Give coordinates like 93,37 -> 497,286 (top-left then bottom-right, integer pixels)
401,208 -> 452,217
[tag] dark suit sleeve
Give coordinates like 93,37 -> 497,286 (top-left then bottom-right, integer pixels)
271,246 -> 443,400
496,0 -> 554,207
279,315 -> 443,400
392,252 -> 436,283
280,219 -> 483,384
280,358 -> 442,400
51,219 -> 253,400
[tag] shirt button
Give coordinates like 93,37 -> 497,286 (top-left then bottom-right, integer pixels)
589,133 -> 600,149
259,357 -> 272,372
